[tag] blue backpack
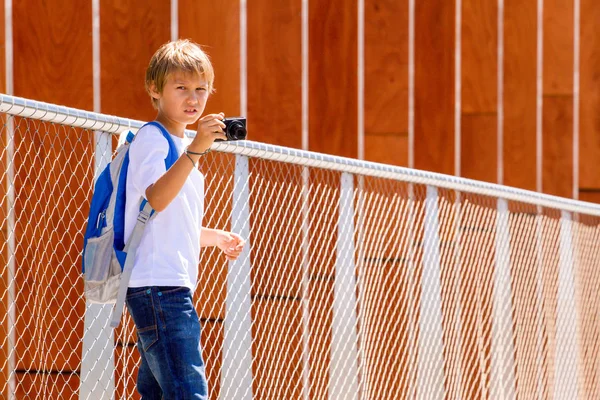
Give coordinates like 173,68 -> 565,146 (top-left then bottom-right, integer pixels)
82,121 -> 178,328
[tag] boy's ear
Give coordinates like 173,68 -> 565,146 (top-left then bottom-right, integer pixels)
148,82 -> 161,99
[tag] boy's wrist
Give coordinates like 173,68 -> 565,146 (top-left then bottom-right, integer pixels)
183,151 -> 198,167
186,146 -> 211,156
200,227 -> 221,247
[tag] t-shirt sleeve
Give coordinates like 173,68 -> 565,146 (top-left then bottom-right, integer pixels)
128,125 -> 170,196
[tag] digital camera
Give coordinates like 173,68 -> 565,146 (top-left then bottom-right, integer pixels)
222,117 -> 247,141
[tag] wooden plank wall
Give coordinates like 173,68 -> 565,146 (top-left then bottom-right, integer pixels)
365,0 -> 409,166
579,0 -> 600,203
9,0 -> 93,397
0,2 -> 7,398
414,0 -> 455,175
542,0 -> 574,198
1,0 -> 600,398
503,0 -> 538,192
461,0 -> 497,182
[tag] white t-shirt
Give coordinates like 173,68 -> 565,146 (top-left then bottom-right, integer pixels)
124,122 -> 205,291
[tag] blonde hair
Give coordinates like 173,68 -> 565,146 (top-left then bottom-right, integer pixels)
145,39 -> 215,109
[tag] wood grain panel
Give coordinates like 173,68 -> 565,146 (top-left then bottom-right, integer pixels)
0,148 -> 9,394
0,0 -> 4,94
538,213 -> 561,399
542,96 -> 573,198
14,372 -> 79,399
11,1 -> 93,381
509,211 -> 541,397
575,221 -> 600,400
357,178 -> 414,397
461,114 -> 497,182
414,0 -> 455,174
249,161 -> 303,298
308,278 -> 333,399
13,119 -> 88,372
197,153 -> 235,320
358,178 -> 413,264
578,190 -> 600,204
543,0 -> 573,95
247,0 -> 301,147
457,196 -> 497,399
201,320 -> 224,400
437,190 -> 467,398
179,0 -> 240,118
359,258 -> 411,397
114,345 -> 140,400
115,314 -> 138,347
460,205 -> 496,399
364,0 -> 409,137
503,0 -> 537,191
252,298 -> 303,399
13,0 -> 92,107
542,0 -> 574,199
579,0 -> 600,191
408,185 -> 427,396
245,1 -> 303,308
462,0 -> 498,113
309,0 -> 357,157
308,169 -> 339,279
364,133 -> 408,167
461,0 -> 497,185
100,0 -> 169,120
0,2 -> 8,397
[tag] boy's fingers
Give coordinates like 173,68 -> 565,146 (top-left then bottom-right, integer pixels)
224,249 -> 238,258
226,245 -> 242,254
200,113 -> 224,121
201,120 -> 225,130
205,118 -> 226,126
231,233 -> 244,242
199,120 -> 226,136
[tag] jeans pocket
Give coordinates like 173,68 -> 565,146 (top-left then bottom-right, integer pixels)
137,324 -> 158,352
126,289 -> 159,352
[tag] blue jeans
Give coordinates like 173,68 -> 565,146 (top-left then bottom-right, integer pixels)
126,286 -> 208,400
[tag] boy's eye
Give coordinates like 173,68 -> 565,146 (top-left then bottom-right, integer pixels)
197,87 -> 207,91
177,86 -> 185,90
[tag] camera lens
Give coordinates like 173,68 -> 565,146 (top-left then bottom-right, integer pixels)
223,118 -> 247,141
227,121 -> 246,141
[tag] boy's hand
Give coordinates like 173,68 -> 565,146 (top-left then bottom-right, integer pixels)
189,112 -> 227,153
215,230 -> 246,261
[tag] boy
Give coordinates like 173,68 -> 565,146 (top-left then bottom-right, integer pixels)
124,39 -> 245,399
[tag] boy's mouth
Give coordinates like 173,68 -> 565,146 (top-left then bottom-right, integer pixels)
184,109 -> 197,114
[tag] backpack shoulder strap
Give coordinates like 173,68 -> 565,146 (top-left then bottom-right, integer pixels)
110,121 -> 180,328
110,200 -> 154,328
143,121 -> 179,170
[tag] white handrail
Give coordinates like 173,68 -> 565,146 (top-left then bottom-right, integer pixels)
2,93 -> 600,217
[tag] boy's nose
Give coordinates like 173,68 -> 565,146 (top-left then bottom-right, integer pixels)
187,93 -> 199,104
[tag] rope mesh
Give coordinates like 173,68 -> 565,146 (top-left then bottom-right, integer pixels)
0,106 -> 599,399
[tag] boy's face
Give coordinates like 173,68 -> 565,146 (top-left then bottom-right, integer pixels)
150,70 -> 209,129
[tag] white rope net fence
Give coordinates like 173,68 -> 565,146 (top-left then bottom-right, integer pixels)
0,94 -> 599,399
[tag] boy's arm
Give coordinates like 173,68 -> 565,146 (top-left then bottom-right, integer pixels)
145,153 -> 200,212
201,227 -> 245,261
145,113 -> 226,212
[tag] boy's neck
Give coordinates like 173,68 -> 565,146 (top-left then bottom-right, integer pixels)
155,114 -> 185,138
